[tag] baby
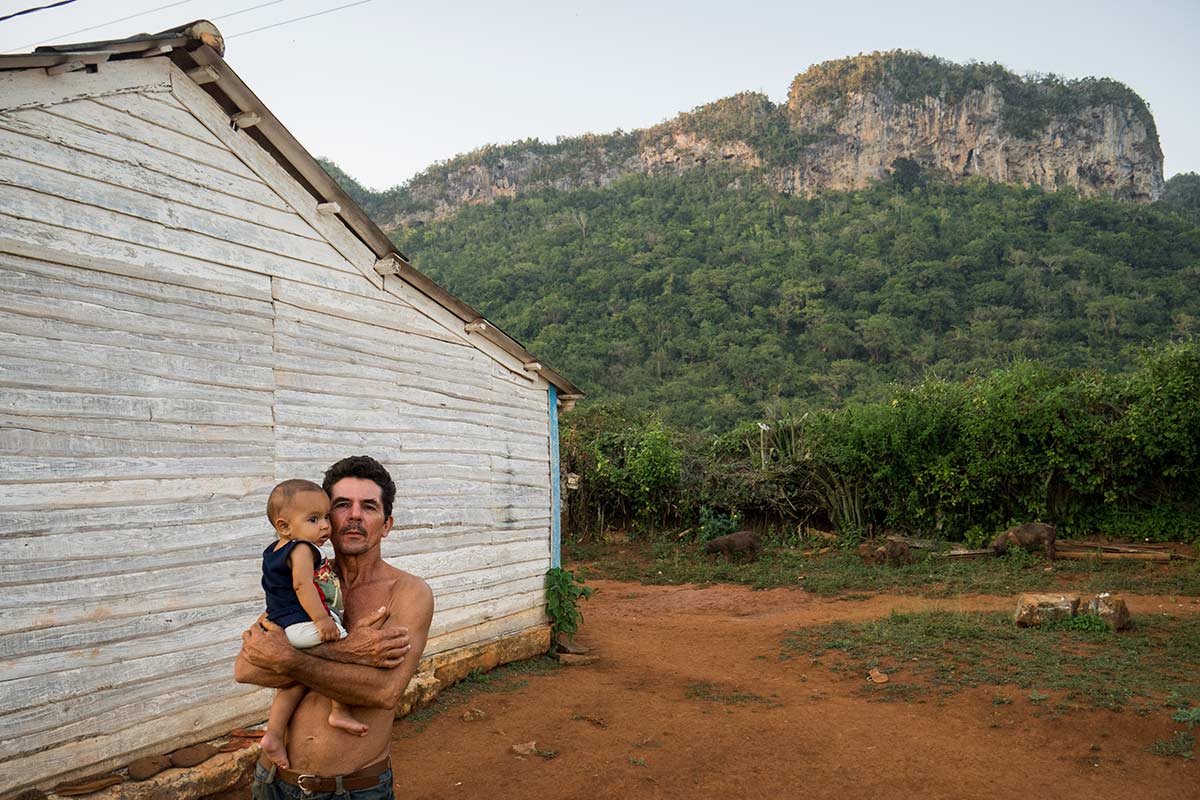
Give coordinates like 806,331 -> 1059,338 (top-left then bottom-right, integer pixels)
259,478 -> 367,769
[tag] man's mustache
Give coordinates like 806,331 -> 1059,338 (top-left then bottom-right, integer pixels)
339,523 -> 367,534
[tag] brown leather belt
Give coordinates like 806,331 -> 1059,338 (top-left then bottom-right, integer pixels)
258,754 -> 391,792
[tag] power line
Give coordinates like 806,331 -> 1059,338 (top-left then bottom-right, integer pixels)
7,0 -> 195,51
226,0 -> 374,39
0,0 -> 80,25
212,0 -> 290,22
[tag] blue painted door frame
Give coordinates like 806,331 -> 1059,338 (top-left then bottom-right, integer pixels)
548,385 -> 561,568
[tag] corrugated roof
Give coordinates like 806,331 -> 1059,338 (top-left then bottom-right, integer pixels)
0,21 -> 584,400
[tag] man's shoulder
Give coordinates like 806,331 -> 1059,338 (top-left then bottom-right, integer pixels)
390,568 -> 433,603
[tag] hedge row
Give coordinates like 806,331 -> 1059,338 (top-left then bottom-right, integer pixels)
560,343 -> 1200,545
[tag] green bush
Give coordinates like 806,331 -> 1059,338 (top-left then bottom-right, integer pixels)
561,344 -> 1200,545
544,567 -> 595,641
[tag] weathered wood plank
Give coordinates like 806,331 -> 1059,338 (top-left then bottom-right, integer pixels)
0,558 -> 261,629
0,414 -> 272,449
0,58 -> 171,113
398,539 -> 548,581
0,107 -> 288,210
271,346 -> 545,420
0,218 -> 272,301
428,588 -> 547,640
0,492 -> 267,538
0,184 -> 375,294
429,565 -> 546,604
0,600 -> 260,663
0,426 -> 271,461
274,425 -> 548,463
0,309 -> 273,370
0,658 -> 245,761
0,683 -> 270,797
0,455 -> 272,485
0,153 -> 355,273
169,72 -> 382,288
2,617 -> 247,700
273,441 -> 548,485
93,91 -> 229,151
0,332 -> 274,392
0,387 -> 274,427
273,392 -> 547,442
273,302 -> 480,367
0,475 -> 268,513
272,326 -> 493,395
273,383 -> 549,438
273,369 -> 549,427
271,278 -> 459,343
383,524 -> 548,560
0,639 -> 239,718
274,430 -> 548,462
0,283 -> 274,349
43,97 -> 258,179
423,607 -> 546,658
0,250 -> 274,328
0,125 -> 317,239
0,355 -> 273,407
6,516 -> 266,566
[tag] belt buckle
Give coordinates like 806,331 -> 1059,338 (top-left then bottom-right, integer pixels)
296,773 -> 321,792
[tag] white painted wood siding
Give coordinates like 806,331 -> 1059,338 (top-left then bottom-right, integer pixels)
0,60 -> 553,794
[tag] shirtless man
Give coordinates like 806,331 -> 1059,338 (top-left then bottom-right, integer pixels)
235,455 -> 434,799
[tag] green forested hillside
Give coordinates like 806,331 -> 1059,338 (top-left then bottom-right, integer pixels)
393,168 -> 1200,430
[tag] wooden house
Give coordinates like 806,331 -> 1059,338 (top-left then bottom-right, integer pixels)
0,21 -> 582,795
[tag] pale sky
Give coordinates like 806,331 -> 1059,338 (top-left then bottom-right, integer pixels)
1,0 -> 1196,191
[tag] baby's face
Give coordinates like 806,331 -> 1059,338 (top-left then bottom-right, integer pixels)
281,490 -> 332,545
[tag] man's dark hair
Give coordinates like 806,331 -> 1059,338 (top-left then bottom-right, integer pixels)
322,455 -> 396,519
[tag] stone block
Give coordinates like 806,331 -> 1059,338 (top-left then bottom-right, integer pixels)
395,671 -> 441,717
126,756 -> 170,782
1087,593 -> 1131,631
167,744 -> 218,769
1014,593 -> 1080,627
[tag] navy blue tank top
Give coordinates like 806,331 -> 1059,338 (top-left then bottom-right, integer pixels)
262,540 -> 325,627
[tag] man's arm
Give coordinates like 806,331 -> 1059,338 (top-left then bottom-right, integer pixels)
237,577 -> 434,709
233,605 -> 412,688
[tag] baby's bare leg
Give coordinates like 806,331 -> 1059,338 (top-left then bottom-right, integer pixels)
328,699 -> 369,736
262,685 -> 306,768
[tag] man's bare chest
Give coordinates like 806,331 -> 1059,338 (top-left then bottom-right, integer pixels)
341,577 -> 399,625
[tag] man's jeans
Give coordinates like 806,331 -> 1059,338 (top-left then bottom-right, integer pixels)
251,762 -> 394,799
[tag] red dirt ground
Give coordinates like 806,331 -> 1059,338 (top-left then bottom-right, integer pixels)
211,580 -> 1199,799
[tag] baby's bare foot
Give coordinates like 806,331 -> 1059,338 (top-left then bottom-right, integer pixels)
260,731 -> 290,769
328,708 -> 369,737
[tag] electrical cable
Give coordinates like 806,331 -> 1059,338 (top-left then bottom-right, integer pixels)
212,0 -> 290,22
226,0 -> 374,39
6,0 -> 194,51
0,0 -> 80,25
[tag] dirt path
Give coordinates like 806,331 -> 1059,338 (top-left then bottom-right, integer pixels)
215,582 -> 1199,799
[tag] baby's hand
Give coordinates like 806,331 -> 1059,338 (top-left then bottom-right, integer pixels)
315,616 -> 339,642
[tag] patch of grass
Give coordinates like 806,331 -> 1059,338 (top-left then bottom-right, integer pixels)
565,540 -> 1200,597
684,680 -> 774,706
1172,706 -> 1200,729
780,610 -> 1200,714
1147,732 -> 1195,759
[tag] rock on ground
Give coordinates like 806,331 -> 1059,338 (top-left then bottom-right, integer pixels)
1014,593 -> 1080,627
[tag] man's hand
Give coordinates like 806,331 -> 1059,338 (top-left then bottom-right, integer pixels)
327,605 -> 411,668
241,619 -> 300,671
315,616 -> 340,642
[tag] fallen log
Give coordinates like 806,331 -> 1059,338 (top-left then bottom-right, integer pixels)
1054,549 -> 1170,562
937,548 -> 993,559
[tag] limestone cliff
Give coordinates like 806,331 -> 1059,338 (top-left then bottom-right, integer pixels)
368,52 -> 1162,232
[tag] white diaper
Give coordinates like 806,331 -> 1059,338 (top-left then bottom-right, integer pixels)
284,614 -> 347,649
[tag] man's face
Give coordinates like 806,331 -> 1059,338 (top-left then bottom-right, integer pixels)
327,477 -> 392,557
